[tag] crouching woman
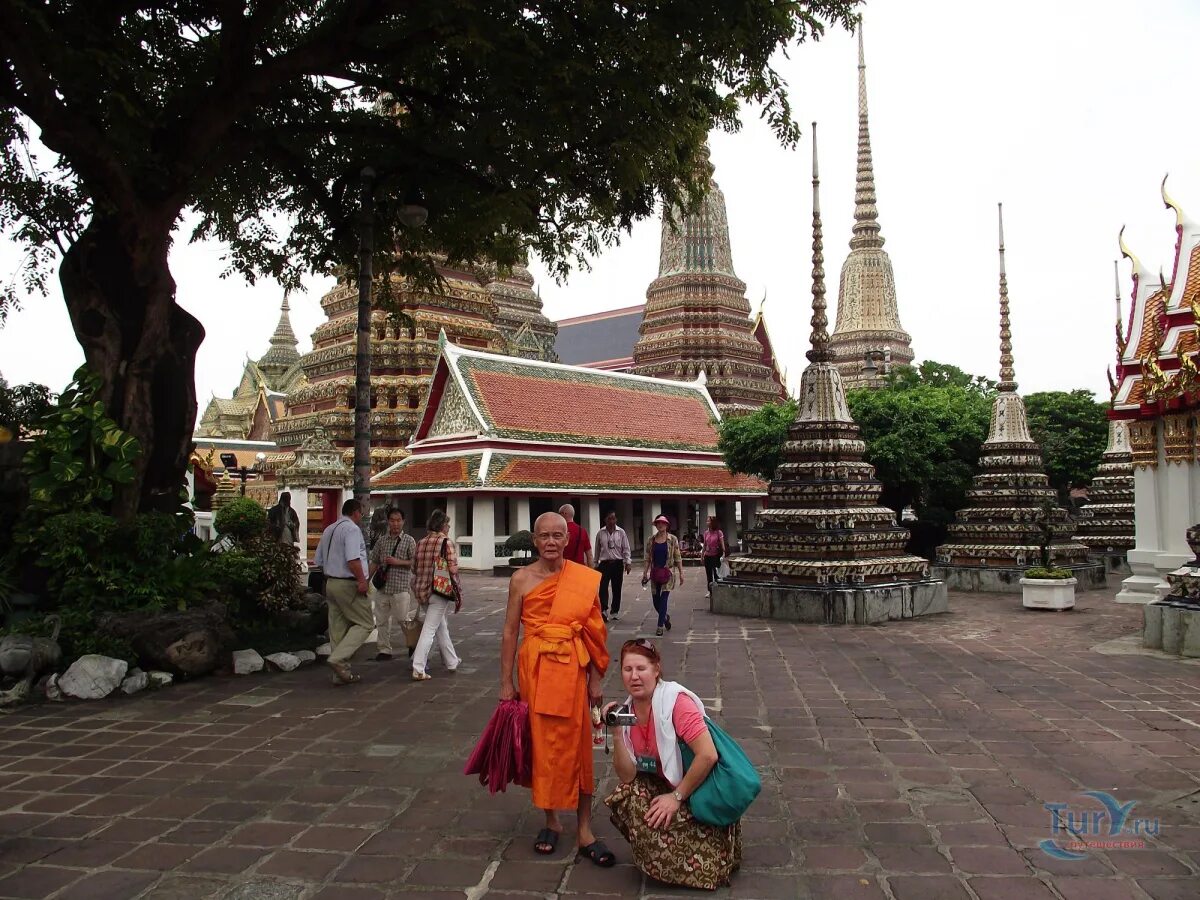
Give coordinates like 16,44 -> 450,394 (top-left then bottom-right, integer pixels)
602,639 -> 742,891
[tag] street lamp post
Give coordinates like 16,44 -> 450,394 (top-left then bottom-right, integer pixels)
219,452 -> 268,496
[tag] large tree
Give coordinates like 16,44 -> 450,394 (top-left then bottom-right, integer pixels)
0,1 -> 858,517
1023,389 -> 1108,500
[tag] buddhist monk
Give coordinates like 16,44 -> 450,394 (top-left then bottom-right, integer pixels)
501,512 -> 614,866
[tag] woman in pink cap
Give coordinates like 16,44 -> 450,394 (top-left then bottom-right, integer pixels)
640,514 -> 683,636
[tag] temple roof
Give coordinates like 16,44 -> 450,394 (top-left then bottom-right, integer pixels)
374,449 -> 764,495
412,337 -> 722,451
1111,179 -> 1200,418
554,304 -> 645,370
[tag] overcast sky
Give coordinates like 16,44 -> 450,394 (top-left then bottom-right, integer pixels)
2,0 -> 1199,409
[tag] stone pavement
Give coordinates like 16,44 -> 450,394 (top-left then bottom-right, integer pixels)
1,574 -> 1199,900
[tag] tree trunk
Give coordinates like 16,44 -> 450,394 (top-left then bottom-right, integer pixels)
353,167 -> 375,535
58,213 -> 205,520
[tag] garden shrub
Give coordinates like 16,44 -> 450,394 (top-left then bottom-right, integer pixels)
213,496 -> 267,541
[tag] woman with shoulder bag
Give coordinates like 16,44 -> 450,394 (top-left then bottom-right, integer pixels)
410,509 -> 462,681
641,515 -> 683,637
602,639 -> 750,890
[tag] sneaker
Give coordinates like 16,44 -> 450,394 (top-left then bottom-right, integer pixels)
610,613 -> 620,621
655,627 -> 664,637
665,616 -> 672,632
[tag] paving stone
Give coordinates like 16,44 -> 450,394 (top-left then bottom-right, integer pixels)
254,849 -> 343,880
145,874 -> 229,900
888,874 -> 972,899
947,846 -> 1032,875
53,868 -> 159,900
872,845 -> 953,873
0,864 -> 80,898
407,858 -> 489,888
1054,876 -> 1144,899
487,859 -> 564,891
181,846 -> 269,873
807,875 -> 886,900
329,855 -> 407,884
967,876 -> 1059,900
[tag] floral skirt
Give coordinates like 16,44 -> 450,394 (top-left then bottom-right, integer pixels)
604,773 -> 742,891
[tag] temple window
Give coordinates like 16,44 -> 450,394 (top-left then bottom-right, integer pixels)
408,390 -> 420,409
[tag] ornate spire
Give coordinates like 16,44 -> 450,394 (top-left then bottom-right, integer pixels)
997,203 -> 1016,391
850,23 -> 883,251
271,296 -> 298,350
656,142 -> 738,279
808,123 -> 832,364
258,295 -> 301,374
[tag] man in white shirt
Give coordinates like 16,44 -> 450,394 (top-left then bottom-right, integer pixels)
314,498 -> 371,685
593,510 -> 632,621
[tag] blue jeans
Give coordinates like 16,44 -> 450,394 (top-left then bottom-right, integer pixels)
652,585 -> 670,627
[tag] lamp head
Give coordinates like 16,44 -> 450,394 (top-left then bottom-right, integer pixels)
219,452 -> 238,469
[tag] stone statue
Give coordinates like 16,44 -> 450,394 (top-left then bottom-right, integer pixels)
267,491 -> 301,547
0,615 -> 62,707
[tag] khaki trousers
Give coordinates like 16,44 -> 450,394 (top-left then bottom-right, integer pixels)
326,578 -> 375,664
372,588 -> 419,654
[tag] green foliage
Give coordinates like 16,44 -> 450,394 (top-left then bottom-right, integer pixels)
1024,390 -> 1109,498
717,399 -> 799,481
503,530 -> 535,554
20,367 -> 140,512
847,373 -> 993,535
213,496 -> 268,541
0,374 -> 54,438
1024,567 -> 1072,580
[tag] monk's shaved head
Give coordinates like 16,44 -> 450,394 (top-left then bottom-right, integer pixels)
534,512 -> 568,536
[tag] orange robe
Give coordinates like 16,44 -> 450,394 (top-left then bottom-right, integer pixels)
518,561 -> 609,810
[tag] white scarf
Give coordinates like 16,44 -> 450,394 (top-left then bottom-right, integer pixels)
619,680 -> 707,787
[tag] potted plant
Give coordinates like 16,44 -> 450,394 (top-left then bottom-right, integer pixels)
502,530 -> 536,567
1020,501 -> 1076,610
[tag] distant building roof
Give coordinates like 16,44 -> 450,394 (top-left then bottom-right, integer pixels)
554,304 -> 644,370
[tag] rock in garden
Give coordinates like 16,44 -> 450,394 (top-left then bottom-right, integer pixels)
264,652 -> 300,672
292,650 -> 317,665
98,606 -> 234,678
315,642 -> 332,657
232,649 -> 264,675
121,669 -> 149,695
44,673 -> 63,702
59,655 -> 128,700
147,671 -> 173,688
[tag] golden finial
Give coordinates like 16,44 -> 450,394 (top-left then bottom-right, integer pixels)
1119,225 -> 1143,276
1162,174 -> 1186,228
1114,259 -> 1128,358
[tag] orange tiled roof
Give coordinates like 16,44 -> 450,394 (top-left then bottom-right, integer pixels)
1181,244 -> 1200,310
1135,289 -> 1167,359
451,350 -> 719,451
489,454 -> 765,494
373,454 -> 478,489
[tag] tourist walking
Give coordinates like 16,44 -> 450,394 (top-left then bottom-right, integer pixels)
603,639 -> 742,890
702,515 -> 727,598
559,503 -> 593,567
411,509 -> 462,680
594,510 -> 632,621
641,515 -> 683,637
500,512 -> 612,865
368,507 -> 418,661
313,499 -> 372,685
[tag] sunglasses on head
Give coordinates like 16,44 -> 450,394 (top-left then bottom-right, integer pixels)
621,638 -> 659,657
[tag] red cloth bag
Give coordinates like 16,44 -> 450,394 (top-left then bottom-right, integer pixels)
463,699 -> 532,793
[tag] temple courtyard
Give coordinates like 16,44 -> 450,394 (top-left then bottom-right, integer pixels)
0,576 -> 1198,900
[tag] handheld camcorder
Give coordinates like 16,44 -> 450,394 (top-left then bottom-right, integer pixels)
605,704 -> 638,727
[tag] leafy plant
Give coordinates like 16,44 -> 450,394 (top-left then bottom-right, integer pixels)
503,530 -> 535,556
0,375 -> 55,439
1024,567 -> 1072,580
213,496 -> 267,541
20,367 -> 140,512
717,399 -> 799,481
1024,390 -> 1108,500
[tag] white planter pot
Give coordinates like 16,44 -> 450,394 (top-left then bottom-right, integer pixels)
1020,577 -> 1077,610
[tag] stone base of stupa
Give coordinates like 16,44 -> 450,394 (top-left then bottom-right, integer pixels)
1142,600 -> 1200,658
1089,552 -> 1131,578
710,578 -> 947,625
930,563 -> 1106,594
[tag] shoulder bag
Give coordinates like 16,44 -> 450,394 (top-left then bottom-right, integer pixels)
649,537 -> 673,585
372,535 -> 402,591
679,717 -> 762,826
431,536 -> 461,603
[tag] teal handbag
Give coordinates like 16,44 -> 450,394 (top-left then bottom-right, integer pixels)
678,718 -> 761,826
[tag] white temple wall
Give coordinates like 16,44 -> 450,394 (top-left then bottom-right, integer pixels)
1119,438 -> 1197,603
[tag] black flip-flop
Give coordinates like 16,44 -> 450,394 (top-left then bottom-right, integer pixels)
534,827 -> 559,855
577,839 -> 616,867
